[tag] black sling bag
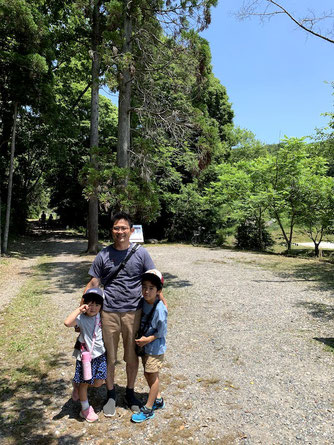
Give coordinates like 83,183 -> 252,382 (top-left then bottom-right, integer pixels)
135,299 -> 159,357
103,243 -> 140,288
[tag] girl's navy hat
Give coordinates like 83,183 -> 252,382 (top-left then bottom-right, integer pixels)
82,287 -> 104,305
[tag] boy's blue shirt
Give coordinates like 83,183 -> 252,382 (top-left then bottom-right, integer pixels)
141,299 -> 167,355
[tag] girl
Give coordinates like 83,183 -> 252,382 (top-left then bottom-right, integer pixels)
64,288 -> 107,422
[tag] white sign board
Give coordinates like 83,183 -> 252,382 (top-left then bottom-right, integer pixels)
130,225 -> 144,243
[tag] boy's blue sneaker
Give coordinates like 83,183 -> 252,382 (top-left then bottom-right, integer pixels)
131,406 -> 155,423
153,397 -> 165,410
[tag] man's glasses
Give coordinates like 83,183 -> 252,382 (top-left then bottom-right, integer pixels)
113,226 -> 130,232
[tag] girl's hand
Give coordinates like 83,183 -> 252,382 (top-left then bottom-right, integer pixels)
135,336 -> 151,347
79,304 -> 89,314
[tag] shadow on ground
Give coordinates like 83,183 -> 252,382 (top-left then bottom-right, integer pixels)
8,232 -> 89,261
314,337 -> 334,351
290,263 -> 334,321
39,260 -> 93,294
0,353 -> 149,444
295,301 -> 334,321
289,262 -> 334,293
162,272 -> 192,289
0,353 -> 82,444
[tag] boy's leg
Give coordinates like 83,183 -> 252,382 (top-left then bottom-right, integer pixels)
131,356 -> 163,423
143,354 -> 165,410
144,371 -> 159,409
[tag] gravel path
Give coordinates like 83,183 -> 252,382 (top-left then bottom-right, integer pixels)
150,245 -> 333,444
2,236 -> 333,444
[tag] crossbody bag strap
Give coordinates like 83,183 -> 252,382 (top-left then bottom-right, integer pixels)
81,313 -> 101,354
103,243 -> 140,288
141,299 -> 160,336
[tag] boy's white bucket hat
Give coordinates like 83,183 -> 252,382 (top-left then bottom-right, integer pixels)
142,269 -> 164,287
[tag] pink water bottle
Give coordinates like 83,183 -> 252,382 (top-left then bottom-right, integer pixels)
82,351 -> 92,380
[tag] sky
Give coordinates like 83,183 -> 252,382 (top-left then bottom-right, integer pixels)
200,0 -> 334,144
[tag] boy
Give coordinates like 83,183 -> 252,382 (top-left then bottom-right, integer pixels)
132,269 -> 168,423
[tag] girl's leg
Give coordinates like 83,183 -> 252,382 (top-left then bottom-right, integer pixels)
78,383 -> 90,411
78,382 -> 99,422
72,381 -> 79,401
144,371 -> 159,409
91,379 -> 105,388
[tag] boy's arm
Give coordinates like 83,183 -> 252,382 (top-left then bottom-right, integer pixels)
135,307 -> 167,346
64,304 -> 89,327
135,334 -> 156,347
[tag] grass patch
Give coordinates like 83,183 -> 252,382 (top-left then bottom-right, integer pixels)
197,376 -> 221,387
0,256 -> 59,387
222,224 -> 334,257
232,250 -> 334,292
0,256 -> 64,443
0,258 -> 9,266
313,337 -> 334,354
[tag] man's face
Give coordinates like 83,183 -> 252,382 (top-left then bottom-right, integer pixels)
111,218 -> 134,245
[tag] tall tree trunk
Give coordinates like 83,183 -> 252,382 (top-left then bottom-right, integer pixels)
3,102 -> 18,254
257,209 -> 263,251
117,1 -> 133,171
274,209 -> 291,251
314,242 -> 320,257
0,189 -> 2,257
87,0 -> 101,254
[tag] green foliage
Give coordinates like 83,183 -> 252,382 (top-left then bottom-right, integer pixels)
129,31 -> 234,235
0,0 -> 233,242
208,134 -> 334,252
298,169 -> 334,253
235,219 -> 274,251
162,180 -> 215,241
229,127 -> 268,162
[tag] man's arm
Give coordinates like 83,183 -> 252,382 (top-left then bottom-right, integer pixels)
142,248 -> 167,307
159,291 -> 167,309
77,277 -> 101,310
83,277 -> 101,294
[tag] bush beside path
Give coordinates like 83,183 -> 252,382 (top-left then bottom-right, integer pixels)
0,235 -> 333,444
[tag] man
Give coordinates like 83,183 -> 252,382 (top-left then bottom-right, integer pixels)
84,212 -> 156,416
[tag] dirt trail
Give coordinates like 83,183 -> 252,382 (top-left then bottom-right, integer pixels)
0,231 -> 91,312
1,235 -> 333,444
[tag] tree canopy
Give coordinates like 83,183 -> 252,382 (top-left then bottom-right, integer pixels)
0,0 -> 333,257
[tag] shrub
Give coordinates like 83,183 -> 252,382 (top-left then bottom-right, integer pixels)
235,219 -> 274,251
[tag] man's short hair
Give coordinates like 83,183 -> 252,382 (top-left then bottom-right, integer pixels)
110,212 -> 133,228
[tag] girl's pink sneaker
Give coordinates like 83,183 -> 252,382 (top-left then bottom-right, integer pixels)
80,406 -> 98,422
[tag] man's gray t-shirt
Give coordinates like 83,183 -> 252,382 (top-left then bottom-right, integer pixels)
89,243 -> 154,312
